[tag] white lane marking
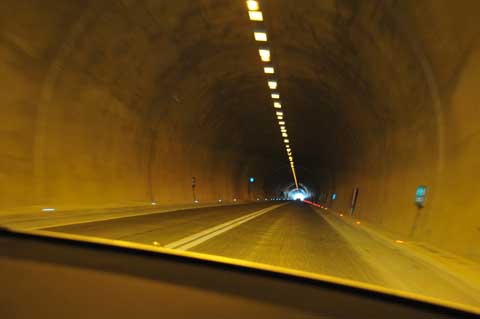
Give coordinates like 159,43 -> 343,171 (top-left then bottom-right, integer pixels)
164,203 -> 287,251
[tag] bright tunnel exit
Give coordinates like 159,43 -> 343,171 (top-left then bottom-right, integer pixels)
288,188 -> 308,201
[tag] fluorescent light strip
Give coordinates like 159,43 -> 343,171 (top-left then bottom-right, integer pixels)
249,11 -> 263,21
264,66 -> 275,74
245,2 -> 300,190
254,32 -> 267,41
246,1 -> 259,11
259,49 -> 270,62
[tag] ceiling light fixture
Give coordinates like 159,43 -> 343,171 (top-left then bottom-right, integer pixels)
268,80 -> 277,89
249,11 -> 263,21
259,48 -> 270,62
246,1 -> 259,11
264,66 -> 275,74
254,31 -> 267,41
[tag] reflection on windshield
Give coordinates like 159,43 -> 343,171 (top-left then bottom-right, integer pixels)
1,0 -> 479,314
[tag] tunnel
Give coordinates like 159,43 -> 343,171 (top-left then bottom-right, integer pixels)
1,0 -> 480,284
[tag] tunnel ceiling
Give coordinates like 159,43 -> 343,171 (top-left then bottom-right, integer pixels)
5,0 -> 456,186
100,0 -> 426,170
151,0 -> 367,159
125,0 -> 445,181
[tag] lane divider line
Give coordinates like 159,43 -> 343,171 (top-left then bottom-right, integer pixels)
164,203 -> 287,251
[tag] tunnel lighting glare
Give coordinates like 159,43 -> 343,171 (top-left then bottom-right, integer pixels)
256,198 -> 260,201
280,126 -> 285,130
271,93 -> 280,99
282,133 -> 288,137
277,115 -> 283,120
153,241 -> 160,246
279,121 -> 285,125
218,199 -> 223,203
273,102 -> 282,109
284,139 -> 290,143
268,80 -> 277,89
395,240 -> 405,244
289,156 -> 293,161
264,66 -> 275,74
246,1 -> 260,11
292,193 -> 305,201
151,202 -> 157,206
355,221 -> 361,225
276,111 -> 283,116
281,128 -> 287,133
259,49 -> 271,61
42,208 -> 55,212
233,198 -> 237,202
194,200 -> 199,203
249,11 -> 263,21
254,31 -> 267,41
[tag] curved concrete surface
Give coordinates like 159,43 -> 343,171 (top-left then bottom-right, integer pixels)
1,0 -> 480,261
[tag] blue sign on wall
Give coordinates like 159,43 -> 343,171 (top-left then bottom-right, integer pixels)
249,177 -> 255,183
332,193 -> 337,200
415,185 -> 427,208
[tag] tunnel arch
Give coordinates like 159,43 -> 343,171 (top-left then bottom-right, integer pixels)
0,0 -> 479,261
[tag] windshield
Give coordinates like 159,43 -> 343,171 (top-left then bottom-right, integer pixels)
1,0 -> 479,314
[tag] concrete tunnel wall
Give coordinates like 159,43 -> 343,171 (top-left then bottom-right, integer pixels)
1,0 -> 480,260
0,0 -> 271,210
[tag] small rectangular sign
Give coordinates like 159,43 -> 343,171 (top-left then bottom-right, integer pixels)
415,185 -> 427,208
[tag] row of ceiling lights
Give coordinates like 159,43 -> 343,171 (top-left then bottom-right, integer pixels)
245,0 -> 299,189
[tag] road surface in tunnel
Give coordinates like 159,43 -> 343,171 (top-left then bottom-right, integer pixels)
45,202 -> 479,307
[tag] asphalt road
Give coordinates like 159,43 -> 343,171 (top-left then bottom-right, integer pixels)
46,202 -> 382,282
45,202 -> 480,306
